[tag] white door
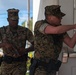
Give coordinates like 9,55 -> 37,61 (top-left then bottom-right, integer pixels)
58,49 -> 76,75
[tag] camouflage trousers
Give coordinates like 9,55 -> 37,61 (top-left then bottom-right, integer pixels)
0,61 -> 27,75
34,66 -> 56,75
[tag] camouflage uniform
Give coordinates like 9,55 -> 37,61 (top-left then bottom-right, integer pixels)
0,8 -> 34,75
34,5 -> 66,75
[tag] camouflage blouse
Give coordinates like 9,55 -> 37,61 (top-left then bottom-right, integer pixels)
0,25 -> 33,57
34,20 -> 67,60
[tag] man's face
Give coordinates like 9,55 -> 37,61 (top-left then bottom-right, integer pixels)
46,15 -> 62,26
8,18 -> 18,28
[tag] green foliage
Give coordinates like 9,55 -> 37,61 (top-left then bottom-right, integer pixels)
22,21 -> 26,27
26,72 -> 29,75
28,17 -> 33,31
27,57 -> 31,70
26,57 -> 31,75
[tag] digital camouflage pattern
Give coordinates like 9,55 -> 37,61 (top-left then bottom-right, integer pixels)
7,8 -> 19,20
0,25 -> 33,75
34,66 -> 56,75
1,61 -> 27,75
0,25 -> 33,57
34,5 -> 67,75
45,5 -> 65,18
34,20 -> 67,75
34,20 -> 67,60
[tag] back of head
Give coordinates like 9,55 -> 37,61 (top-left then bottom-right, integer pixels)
45,5 -> 65,18
7,8 -> 19,21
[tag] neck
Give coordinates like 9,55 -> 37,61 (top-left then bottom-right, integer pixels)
9,25 -> 18,32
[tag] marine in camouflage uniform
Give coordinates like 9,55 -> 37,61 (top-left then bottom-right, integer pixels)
33,5 -> 76,75
34,20 -> 67,75
0,8 -> 34,75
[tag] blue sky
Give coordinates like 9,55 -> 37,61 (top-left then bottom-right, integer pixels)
0,0 -> 33,27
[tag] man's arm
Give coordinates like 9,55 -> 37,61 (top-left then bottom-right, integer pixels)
63,33 -> 76,48
0,42 -> 20,56
19,41 -> 34,55
39,23 -> 76,34
44,24 -> 76,34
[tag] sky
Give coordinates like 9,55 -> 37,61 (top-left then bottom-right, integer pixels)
0,0 -> 33,27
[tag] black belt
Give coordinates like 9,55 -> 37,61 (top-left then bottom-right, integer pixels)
3,54 -> 28,64
36,59 -> 62,71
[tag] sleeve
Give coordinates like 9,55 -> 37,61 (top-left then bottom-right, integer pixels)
26,28 -> 34,43
39,23 -> 48,34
